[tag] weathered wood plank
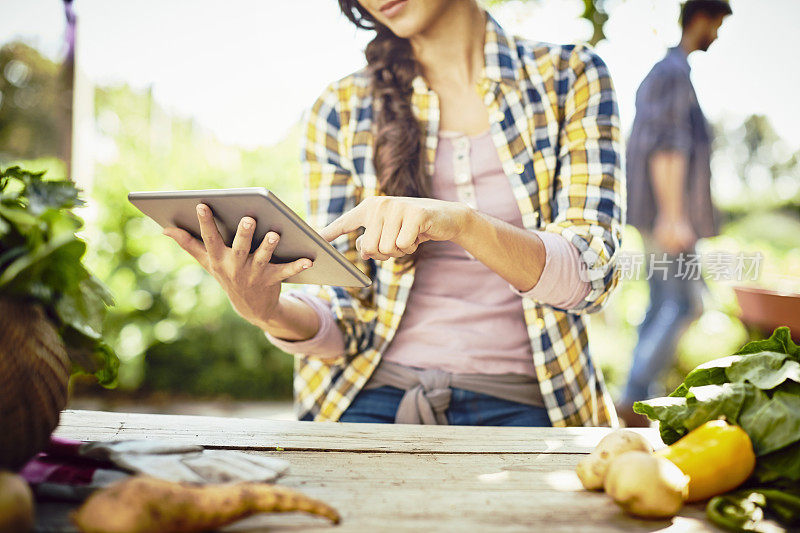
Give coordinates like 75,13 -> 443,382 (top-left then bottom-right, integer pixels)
45,412 -> 722,532
55,410 -> 666,454
214,451 -> 722,532
36,450 -> 722,533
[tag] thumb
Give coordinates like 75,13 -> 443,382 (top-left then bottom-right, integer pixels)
275,258 -> 314,281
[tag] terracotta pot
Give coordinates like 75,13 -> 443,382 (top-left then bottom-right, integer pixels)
0,297 -> 70,470
733,286 -> 800,341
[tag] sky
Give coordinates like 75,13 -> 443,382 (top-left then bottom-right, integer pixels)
1,0 -> 799,150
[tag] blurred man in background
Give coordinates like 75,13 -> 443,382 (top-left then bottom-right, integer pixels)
618,0 -> 732,427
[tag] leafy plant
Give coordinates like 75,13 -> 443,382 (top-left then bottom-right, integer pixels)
0,166 -> 119,386
634,327 -> 800,485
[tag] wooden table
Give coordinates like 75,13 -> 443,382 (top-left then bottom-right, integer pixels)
50,410 -> 723,532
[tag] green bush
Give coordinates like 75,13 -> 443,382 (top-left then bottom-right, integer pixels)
78,85 -> 304,397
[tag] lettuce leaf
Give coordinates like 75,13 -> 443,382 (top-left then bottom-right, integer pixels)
727,352 -> 800,390
734,326 -> 800,360
669,355 -> 740,397
755,441 -> 800,484
635,383 -> 750,445
739,383 -> 800,456
630,395 -> 691,445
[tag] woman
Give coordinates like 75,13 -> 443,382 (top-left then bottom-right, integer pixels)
165,0 -> 624,427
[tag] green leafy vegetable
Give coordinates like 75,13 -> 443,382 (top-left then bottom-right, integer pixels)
733,327 -> 800,359
0,166 -> 118,387
634,327 -> 800,485
726,352 -> 800,390
756,442 -> 800,484
634,382 -> 750,446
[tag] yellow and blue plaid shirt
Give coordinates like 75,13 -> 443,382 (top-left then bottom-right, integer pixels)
289,13 -> 624,427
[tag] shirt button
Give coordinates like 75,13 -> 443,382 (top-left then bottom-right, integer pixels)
514,162 -> 525,175
492,110 -> 505,123
483,93 -> 494,105
455,172 -> 470,185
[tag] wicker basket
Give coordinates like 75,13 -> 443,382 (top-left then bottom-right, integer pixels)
0,296 -> 70,470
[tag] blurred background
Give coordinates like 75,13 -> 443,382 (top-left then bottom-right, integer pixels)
1,0 -> 799,419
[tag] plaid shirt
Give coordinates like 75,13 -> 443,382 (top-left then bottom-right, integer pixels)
290,13 -> 624,427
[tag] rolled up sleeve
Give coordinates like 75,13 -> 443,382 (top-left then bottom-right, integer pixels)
265,291 -> 346,358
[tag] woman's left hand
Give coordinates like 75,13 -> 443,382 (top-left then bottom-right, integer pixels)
320,196 -> 471,261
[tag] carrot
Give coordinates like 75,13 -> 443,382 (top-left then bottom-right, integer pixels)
72,475 -> 340,533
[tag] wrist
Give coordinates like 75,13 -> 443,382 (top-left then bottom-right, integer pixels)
657,212 -> 686,225
260,294 -> 321,342
452,203 -> 479,248
257,297 -> 289,331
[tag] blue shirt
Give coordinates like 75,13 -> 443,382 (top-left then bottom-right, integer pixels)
626,46 -> 718,239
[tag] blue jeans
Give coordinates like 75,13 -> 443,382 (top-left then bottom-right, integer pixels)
301,385 -> 552,426
620,246 -> 704,405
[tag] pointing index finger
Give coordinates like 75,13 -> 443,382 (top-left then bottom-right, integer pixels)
319,207 -> 365,242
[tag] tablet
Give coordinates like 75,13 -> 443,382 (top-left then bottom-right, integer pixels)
128,187 -> 371,288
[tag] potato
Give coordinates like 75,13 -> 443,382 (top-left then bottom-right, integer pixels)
0,471 -> 34,533
576,429 -> 653,490
604,451 -> 689,519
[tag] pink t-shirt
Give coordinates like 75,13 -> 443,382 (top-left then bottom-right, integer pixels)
267,130 -> 590,374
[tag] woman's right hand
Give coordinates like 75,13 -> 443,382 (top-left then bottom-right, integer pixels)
163,203 -> 313,329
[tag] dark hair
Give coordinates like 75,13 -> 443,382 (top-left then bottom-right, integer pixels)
338,1 -> 430,268
681,0 -> 732,31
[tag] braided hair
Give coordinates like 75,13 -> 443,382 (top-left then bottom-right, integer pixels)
338,1 -> 431,267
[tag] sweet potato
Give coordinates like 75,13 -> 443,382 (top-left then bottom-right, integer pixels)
72,475 -> 340,533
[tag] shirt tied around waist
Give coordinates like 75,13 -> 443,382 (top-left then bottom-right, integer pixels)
363,360 -> 545,425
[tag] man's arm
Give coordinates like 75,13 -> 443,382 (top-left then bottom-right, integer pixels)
645,64 -> 697,254
649,149 -> 695,254
650,150 -> 687,220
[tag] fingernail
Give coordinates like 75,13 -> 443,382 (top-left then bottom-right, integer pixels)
242,218 -> 253,229
268,233 -> 278,244
196,204 -> 207,216
303,261 -> 312,269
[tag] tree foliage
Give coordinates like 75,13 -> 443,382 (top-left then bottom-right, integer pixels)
76,84 -> 304,397
0,43 -> 63,160
485,0 -> 610,44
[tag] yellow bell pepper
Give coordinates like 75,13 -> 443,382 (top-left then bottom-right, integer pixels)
656,419 -> 756,502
